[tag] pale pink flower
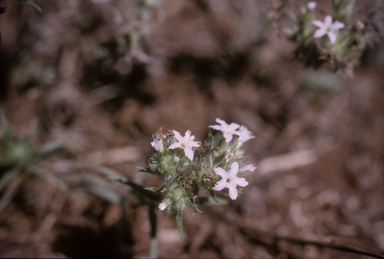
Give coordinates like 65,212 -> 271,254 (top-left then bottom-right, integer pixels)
169,130 -> 200,161
312,15 -> 344,44
209,118 -> 240,143
213,162 -> 249,200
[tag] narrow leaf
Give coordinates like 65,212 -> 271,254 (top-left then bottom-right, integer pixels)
176,211 -> 183,239
89,165 -> 128,182
185,198 -> 202,213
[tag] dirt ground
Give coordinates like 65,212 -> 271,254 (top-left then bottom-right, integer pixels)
1,0 -> 384,258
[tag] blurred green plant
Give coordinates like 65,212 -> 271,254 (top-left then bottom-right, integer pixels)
285,0 -> 367,75
0,111 -> 66,213
0,111 -> 157,253
0,111 -> 141,213
0,111 -> 148,241
301,70 -> 343,93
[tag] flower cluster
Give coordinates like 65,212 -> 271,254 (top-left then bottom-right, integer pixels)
142,118 -> 256,237
285,0 -> 366,74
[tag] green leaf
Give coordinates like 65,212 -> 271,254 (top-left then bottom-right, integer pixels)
196,196 -> 228,205
211,132 -> 223,147
205,187 -> 220,204
185,198 -> 202,213
145,186 -> 165,192
137,166 -> 161,175
31,167 -> 69,192
176,211 -> 183,239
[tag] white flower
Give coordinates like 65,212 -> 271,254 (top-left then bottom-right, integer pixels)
209,118 -> 240,143
212,162 -> 249,200
235,125 -> 255,145
151,138 -> 164,152
159,202 -> 167,211
307,1 -> 317,10
169,130 -> 200,161
241,163 -> 257,172
312,15 -> 344,44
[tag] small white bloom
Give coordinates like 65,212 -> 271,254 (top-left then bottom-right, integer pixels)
307,1 -> 317,10
312,15 -> 344,44
159,202 -> 167,211
212,162 -> 249,200
241,163 -> 257,172
235,125 -> 255,144
209,118 -> 240,143
151,138 -> 164,152
169,130 -> 200,161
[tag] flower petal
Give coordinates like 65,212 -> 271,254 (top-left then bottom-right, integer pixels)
216,118 -> 226,125
327,31 -> 336,44
214,167 -> 227,178
229,162 -> 240,177
241,163 -> 257,172
169,142 -> 182,150
228,185 -> 239,200
324,15 -> 332,27
209,125 -> 223,131
212,179 -> 227,191
331,21 -> 344,30
184,147 -> 194,161
184,130 -> 191,139
233,177 -> 249,187
172,130 -> 183,142
223,132 -> 233,142
313,28 -> 326,38
312,20 -> 324,28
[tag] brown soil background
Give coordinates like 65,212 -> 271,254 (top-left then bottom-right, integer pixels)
1,0 -> 384,258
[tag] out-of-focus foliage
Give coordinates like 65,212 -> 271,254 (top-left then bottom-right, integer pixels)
0,112 -> 67,213
284,0 -> 372,75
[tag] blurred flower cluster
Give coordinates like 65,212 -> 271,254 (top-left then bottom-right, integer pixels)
140,118 -> 256,237
285,0 -> 366,74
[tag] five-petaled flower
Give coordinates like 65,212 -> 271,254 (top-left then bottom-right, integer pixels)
209,118 -> 240,143
169,130 -> 200,161
312,15 -> 344,44
235,125 -> 255,145
212,162 -> 249,200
